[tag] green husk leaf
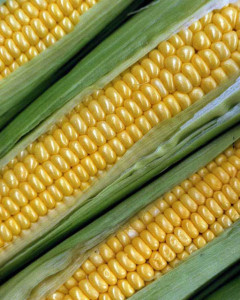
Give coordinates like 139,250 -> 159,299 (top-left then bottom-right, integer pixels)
0,125 -> 239,300
193,261 -> 240,299
1,77 -> 239,280
205,274 -> 240,300
0,0 -> 140,128
0,0 -> 231,157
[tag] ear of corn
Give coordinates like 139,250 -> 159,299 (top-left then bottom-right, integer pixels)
0,0 -> 144,129
0,96 -> 239,281
0,125 -> 239,300
0,0 -> 240,279
2,0 -> 240,157
0,80 -> 239,280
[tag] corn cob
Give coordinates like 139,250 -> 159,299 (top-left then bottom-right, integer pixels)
0,3 -> 240,253
44,140 -> 240,300
0,0 -> 99,80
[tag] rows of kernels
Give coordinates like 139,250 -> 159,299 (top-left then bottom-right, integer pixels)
1,5 -> 240,250
0,0 -> 99,80
47,141 -> 240,300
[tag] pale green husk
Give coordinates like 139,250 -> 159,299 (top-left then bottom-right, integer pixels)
0,125 -> 239,300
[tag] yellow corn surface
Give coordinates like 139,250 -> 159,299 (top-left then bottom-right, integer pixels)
46,140 -> 240,300
0,0 -> 99,80
1,4 -> 240,250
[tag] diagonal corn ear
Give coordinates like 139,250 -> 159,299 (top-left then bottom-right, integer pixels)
2,0 -> 240,158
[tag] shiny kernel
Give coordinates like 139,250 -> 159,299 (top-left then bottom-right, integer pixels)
179,28 -> 193,45
198,205 -> 215,224
0,205 -> 10,221
141,58 -> 159,78
199,49 -> 220,70
166,234 -> 184,254
67,287 -> 86,300
147,222 -> 166,242
193,236 -> 206,249
174,227 -> 192,246
158,41 -> 175,57
124,244 -> 145,265
182,63 -> 201,87
126,272 -> 145,290
164,208 -> 181,227
191,213 -> 208,233
180,194 -> 198,213
149,49 -> 164,68
177,46 -> 195,63
88,272 -> 108,293
205,198 -> 223,218
47,185 -> 63,202
221,59 -> 239,76
98,264 -> 117,286
155,198 -> 170,213
202,230 -> 215,242
132,237 -> 152,259
221,7 -> 238,27
189,87 -> 205,103
164,55 -> 182,74
108,286 -> 125,300
211,42 -> 231,61
182,220 -> 199,239
204,173 -> 222,191
222,32 -> 238,52
212,13 -> 232,33
172,201 -> 190,219
73,268 -> 86,281
192,54 -> 210,78
222,184 -> 238,204
200,12 -> 213,26
189,21 -> 202,33
193,31 -> 211,50
159,243 -> 176,262
14,212 -> 31,229
202,76 -> 217,94
30,198 -> 47,216
5,218 -> 21,236
159,69 -> 175,93
211,67 -> 228,84
117,280 -> 134,297
0,223 -> 13,242
137,264 -> 154,281
99,244 -> 115,262
151,78 -> 169,98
